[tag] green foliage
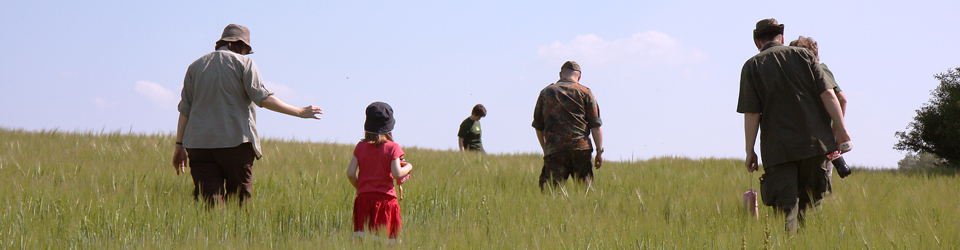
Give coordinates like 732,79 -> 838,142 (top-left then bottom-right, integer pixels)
2,128 -> 959,248
897,152 -> 944,169
895,67 -> 960,168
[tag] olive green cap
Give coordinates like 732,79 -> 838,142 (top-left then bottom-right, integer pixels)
561,61 -> 581,72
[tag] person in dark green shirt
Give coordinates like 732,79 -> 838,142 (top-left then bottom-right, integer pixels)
737,19 -> 852,233
790,35 -> 850,195
458,104 -> 486,152
789,36 -> 847,114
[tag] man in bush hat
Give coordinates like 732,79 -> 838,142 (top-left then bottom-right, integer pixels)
172,24 -> 324,207
532,61 -> 604,191
737,18 -> 852,232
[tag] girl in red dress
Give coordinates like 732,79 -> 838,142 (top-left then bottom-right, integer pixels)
346,102 -> 413,243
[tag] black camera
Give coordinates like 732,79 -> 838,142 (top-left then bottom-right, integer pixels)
832,156 -> 852,178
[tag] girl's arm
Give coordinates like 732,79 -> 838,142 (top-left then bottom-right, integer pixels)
346,156 -> 359,189
390,157 -> 413,179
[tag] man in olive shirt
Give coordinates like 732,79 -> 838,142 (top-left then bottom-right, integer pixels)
172,24 -> 323,207
737,19 -> 851,232
458,104 -> 486,152
533,61 -> 604,191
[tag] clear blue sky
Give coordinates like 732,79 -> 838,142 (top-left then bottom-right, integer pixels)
2,1 -> 958,168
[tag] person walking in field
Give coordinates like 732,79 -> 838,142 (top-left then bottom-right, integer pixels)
737,19 -> 852,232
532,61 -> 604,191
790,35 -> 849,194
458,104 -> 486,153
789,36 -> 848,115
346,102 -> 413,243
171,24 -> 323,207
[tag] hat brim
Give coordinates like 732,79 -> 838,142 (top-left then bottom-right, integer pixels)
364,117 -> 395,135
753,25 -> 784,38
216,38 -> 254,54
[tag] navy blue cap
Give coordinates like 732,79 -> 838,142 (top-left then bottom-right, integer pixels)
364,102 -> 395,134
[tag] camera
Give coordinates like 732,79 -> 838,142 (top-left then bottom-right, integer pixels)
827,151 -> 851,178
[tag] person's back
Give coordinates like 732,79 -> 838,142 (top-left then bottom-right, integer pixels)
346,102 -> 412,243
534,81 -> 600,156
172,24 -> 323,208
533,61 -> 603,191
739,43 -> 836,165
354,140 -> 403,196
788,36 -> 847,114
737,18 -> 851,233
182,49 -> 268,150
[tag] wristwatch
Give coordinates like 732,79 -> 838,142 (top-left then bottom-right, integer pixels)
596,148 -> 604,154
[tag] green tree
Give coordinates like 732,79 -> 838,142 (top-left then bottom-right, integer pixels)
897,152 -> 944,169
895,67 -> 960,168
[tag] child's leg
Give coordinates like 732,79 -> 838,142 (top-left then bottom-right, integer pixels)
353,195 -> 368,237
386,197 -> 402,239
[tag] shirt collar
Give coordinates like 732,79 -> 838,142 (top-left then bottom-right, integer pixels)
761,41 -> 783,52
555,79 -> 577,85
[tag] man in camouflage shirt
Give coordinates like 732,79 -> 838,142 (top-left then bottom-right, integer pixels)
532,61 -> 604,191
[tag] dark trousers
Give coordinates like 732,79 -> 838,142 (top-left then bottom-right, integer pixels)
186,143 -> 256,207
539,150 -> 594,190
759,154 -> 828,226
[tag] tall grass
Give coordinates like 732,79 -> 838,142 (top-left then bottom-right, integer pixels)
1,127 -> 958,249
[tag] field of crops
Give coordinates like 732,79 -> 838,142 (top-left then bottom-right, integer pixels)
1,128 -> 958,249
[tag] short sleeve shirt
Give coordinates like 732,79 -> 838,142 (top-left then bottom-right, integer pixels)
458,118 -> 483,150
179,47 -> 273,157
354,140 -> 404,197
820,63 -> 842,93
532,80 -> 602,156
737,42 -> 838,166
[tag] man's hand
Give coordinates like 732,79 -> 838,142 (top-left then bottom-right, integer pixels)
835,129 -> 852,153
594,152 -> 603,169
745,151 -> 759,172
299,105 -> 323,119
261,96 -> 323,119
172,145 -> 187,175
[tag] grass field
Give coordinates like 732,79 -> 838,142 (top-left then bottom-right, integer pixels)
1,127 -> 958,249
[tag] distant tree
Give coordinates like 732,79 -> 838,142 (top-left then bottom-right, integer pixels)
897,152 -> 944,169
895,67 -> 960,168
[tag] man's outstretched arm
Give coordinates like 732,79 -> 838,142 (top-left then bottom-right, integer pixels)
260,95 -> 323,119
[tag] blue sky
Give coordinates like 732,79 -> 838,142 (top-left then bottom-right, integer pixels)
2,1 -> 958,168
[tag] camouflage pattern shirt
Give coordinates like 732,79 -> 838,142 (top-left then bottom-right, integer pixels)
532,80 -> 602,156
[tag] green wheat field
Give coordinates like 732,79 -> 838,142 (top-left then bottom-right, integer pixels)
1,127 -> 958,249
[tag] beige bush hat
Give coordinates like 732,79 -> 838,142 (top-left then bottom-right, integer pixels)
217,24 -> 253,54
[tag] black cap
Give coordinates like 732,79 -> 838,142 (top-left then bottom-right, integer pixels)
364,102 -> 395,134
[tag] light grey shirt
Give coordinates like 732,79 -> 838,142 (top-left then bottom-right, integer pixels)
178,46 -> 273,157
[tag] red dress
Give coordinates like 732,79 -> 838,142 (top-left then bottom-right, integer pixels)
352,140 -> 404,238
